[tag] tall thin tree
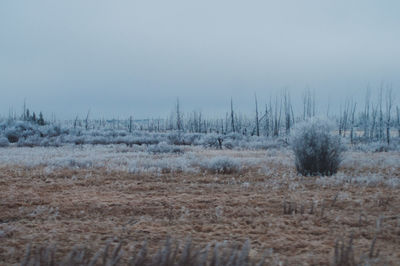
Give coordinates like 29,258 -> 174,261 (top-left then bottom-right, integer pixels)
254,93 -> 260,136
230,98 -> 235,133
385,87 -> 393,145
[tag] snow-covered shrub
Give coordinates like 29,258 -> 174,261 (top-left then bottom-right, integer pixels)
17,135 -> 42,147
147,142 -> 183,154
182,133 -> 203,145
200,156 -> 241,174
224,132 -> 244,141
38,125 -> 64,137
0,136 -> 9,147
128,156 -> 195,174
167,131 -> 185,145
236,137 -> 283,150
198,133 -> 223,149
222,139 -> 235,149
5,128 -> 20,143
86,136 -> 109,145
352,141 -> 400,153
291,118 -> 345,176
51,158 -> 94,169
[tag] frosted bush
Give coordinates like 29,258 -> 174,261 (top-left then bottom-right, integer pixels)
147,142 -> 183,154
222,139 -> 235,149
167,131 -> 185,145
352,141 -> 400,153
51,158 -> 95,169
224,132 -> 244,141
198,133 -> 223,149
0,136 -> 9,147
291,118 -> 345,176
182,133 -> 202,145
128,156 -> 196,174
86,136 -> 109,145
5,128 -> 20,143
200,156 -> 241,174
17,135 -> 42,147
236,138 -> 282,150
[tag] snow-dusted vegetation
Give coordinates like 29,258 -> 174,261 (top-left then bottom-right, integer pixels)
0,144 -> 398,189
1,87 -> 399,154
1,143 -> 399,265
291,118 -> 345,176
1,89 -> 400,265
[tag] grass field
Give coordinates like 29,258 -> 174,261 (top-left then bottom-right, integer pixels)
1,146 -> 399,265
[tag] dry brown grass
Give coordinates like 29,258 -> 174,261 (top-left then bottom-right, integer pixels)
0,149 -> 400,265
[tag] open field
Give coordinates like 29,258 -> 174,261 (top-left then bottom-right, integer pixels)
1,145 -> 400,265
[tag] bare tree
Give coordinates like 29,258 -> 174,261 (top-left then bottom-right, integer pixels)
378,85 -> 384,140
385,87 -> 393,145
85,109 -> 90,130
349,101 -> 357,144
302,89 -> 314,120
397,106 -> 400,138
283,90 -> 293,135
339,102 -> 349,137
23,99 -> 27,121
198,111 -> 202,133
74,115 -> 79,129
254,93 -> 260,136
264,103 -> 271,137
370,103 -> 378,140
129,115 -> 133,133
272,96 -> 282,137
230,98 -> 235,133
225,112 -> 229,134
363,87 -> 371,139
312,90 -> 316,117
176,98 -> 183,131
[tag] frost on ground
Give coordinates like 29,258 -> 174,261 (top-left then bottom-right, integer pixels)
0,145 -> 398,188
0,145 -> 399,265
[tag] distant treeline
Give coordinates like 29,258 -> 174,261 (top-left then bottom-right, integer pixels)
3,86 -> 400,145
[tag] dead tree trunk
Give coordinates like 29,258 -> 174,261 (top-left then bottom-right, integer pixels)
283,91 -> 292,135
363,87 -> 371,139
85,109 -> 90,130
176,98 -> 183,131
396,106 -> 400,138
230,98 -> 235,133
385,87 -> 393,145
129,116 -> 133,133
254,94 -> 260,137
350,102 -> 357,144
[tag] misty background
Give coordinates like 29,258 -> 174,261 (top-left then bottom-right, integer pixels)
1,0 -> 399,120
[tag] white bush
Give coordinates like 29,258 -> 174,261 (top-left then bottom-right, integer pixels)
291,118 -> 345,176
197,133 -> 223,149
147,142 -> 183,154
200,156 -> 241,174
0,136 -> 9,147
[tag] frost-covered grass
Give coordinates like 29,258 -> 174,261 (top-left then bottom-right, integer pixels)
200,156 -> 242,174
0,145 -> 262,175
1,119 -> 400,157
0,144 -> 399,188
1,144 -> 399,265
0,136 -> 9,147
0,120 -> 289,150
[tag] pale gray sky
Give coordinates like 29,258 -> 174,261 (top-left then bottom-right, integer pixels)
1,0 -> 399,119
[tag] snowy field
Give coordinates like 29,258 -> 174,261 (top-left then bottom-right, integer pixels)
1,144 -> 400,265
0,144 -> 399,188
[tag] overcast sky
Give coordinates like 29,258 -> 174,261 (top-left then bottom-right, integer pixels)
1,0 -> 399,119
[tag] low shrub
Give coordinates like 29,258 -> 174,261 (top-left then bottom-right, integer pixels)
291,118 -> 345,176
0,136 -> 9,147
201,156 -> 241,174
147,142 -> 183,154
